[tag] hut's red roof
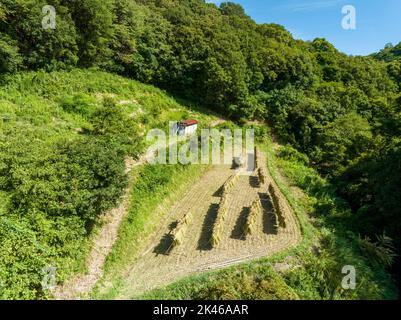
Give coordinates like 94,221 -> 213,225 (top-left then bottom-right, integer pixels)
179,119 -> 198,127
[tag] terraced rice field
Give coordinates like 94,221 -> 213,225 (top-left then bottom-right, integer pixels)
113,151 -> 301,298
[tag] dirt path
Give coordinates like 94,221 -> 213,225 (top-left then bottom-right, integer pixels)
53,141 -> 171,299
210,119 -> 226,127
106,151 -> 301,299
52,161 -> 137,299
52,187 -> 131,299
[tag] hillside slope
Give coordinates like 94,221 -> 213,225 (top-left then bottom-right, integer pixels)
2,0 -> 400,290
0,69 -> 218,299
0,69 -> 398,300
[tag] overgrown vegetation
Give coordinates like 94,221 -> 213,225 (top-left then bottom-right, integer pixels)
0,69 -> 216,299
270,142 -> 397,300
141,263 -> 300,300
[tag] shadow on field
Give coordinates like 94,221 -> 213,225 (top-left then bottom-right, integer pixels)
153,233 -> 174,256
259,192 -> 278,235
197,203 -> 219,251
153,221 -> 180,255
213,185 -> 224,197
249,176 -> 259,188
230,206 -> 249,240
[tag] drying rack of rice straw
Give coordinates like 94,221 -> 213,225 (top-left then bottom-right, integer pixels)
167,212 -> 193,253
243,196 -> 263,238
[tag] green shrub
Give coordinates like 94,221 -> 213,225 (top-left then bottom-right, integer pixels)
8,138 -> 127,224
278,145 -> 309,165
0,125 -> 128,297
59,93 -> 98,117
0,34 -> 23,74
90,97 -> 144,157
358,234 -> 397,268
0,216 -> 50,300
193,268 -> 299,300
141,264 -> 299,300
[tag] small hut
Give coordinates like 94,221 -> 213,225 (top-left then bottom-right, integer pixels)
176,119 -> 198,136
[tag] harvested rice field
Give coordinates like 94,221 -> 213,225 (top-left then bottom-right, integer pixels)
111,151 -> 301,298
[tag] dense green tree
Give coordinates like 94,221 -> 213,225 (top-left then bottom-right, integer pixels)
372,42 -> 401,62
60,0 -> 114,67
314,113 -> 373,174
90,97 -> 144,157
0,128 -> 127,224
0,0 -> 78,70
0,33 -> 22,74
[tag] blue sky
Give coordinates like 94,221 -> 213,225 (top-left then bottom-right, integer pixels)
206,0 -> 401,56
